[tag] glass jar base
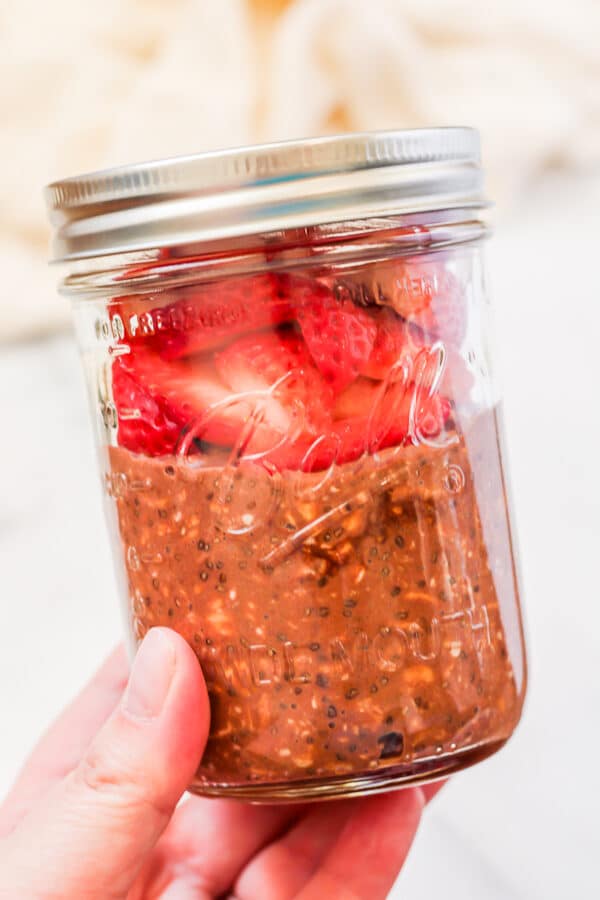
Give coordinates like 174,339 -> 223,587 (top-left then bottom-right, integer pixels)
188,738 -> 507,803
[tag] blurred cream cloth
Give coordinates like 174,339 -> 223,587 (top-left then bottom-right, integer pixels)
2,0 -> 599,341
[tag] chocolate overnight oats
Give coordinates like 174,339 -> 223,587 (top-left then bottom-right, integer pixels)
100,261 -> 525,798
107,410 -> 521,793
47,129 -> 527,799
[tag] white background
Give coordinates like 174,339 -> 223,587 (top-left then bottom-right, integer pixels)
0,171 -> 598,898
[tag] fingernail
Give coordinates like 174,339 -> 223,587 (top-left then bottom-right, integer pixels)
123,628 -> 176,720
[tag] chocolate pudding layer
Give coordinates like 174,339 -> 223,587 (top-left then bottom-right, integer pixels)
105,406 -> 525,798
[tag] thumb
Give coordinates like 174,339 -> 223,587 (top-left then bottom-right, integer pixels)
1,627 -> 209,899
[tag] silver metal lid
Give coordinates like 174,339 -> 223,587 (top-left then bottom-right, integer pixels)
45,128 -> 484,262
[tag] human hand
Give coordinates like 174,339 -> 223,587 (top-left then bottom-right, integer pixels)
0,628 -> 441,899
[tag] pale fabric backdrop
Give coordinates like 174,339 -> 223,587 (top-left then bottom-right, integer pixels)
1,0 -> 599,340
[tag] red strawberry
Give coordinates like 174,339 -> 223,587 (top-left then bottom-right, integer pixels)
407,269 -> 466,348
359,309 -> 408,380
112,349 -> 286,459
291,278 -> 377,393
330,258 -> 466,348
330,255 -> 438,319
332,375 -> 451,458
112,359 -> 182,457
110,274 -> 293,360
214,331 -> 333,433
278,372 -> 451,471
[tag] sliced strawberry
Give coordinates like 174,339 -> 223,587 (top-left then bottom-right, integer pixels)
110,274 -> 293,360
334,376 -> 450,449
359,309 -> 408,380
329,258 -> 466,348
277,372 -> 452,470
331,256 -> 438,318
214,331 -> 334,433
112,359 -> 182,457
406,269 -> 466,348
290,278 -> 377,393
112,350 -> 287,459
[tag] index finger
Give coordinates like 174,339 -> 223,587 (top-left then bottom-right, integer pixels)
0,644 -> 128,835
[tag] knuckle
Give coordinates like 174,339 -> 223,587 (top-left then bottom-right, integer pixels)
70,744 -> 172,825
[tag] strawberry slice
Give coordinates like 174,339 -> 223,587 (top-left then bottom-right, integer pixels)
112,359 -> 182,457
110,274 -> 293,360
408,272 -> 466,347
329,259 -> 466,348
291,278 -> 377,394
214,331 -> 334,433
359,309 -> 408,380
331,256 -> 438,318
280,369 -> 452,472
112,347 -> 451,468
112,349 -> 287,459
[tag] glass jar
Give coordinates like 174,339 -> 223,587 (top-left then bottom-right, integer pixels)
46,129 -> 527,801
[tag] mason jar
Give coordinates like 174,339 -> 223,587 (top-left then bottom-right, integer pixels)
46,129 -> 527,801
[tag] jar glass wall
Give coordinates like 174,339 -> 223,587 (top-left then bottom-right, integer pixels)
67,211 -> 526,801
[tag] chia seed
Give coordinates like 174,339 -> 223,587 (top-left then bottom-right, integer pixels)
378,731 -> 404,759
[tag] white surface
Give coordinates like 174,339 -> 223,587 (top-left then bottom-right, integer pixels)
1,171 -> 599,897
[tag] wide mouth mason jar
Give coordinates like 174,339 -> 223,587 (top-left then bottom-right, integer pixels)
46,128 -> 527,802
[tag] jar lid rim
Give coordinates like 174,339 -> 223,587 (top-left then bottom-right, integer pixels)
45,128 -> 485,262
